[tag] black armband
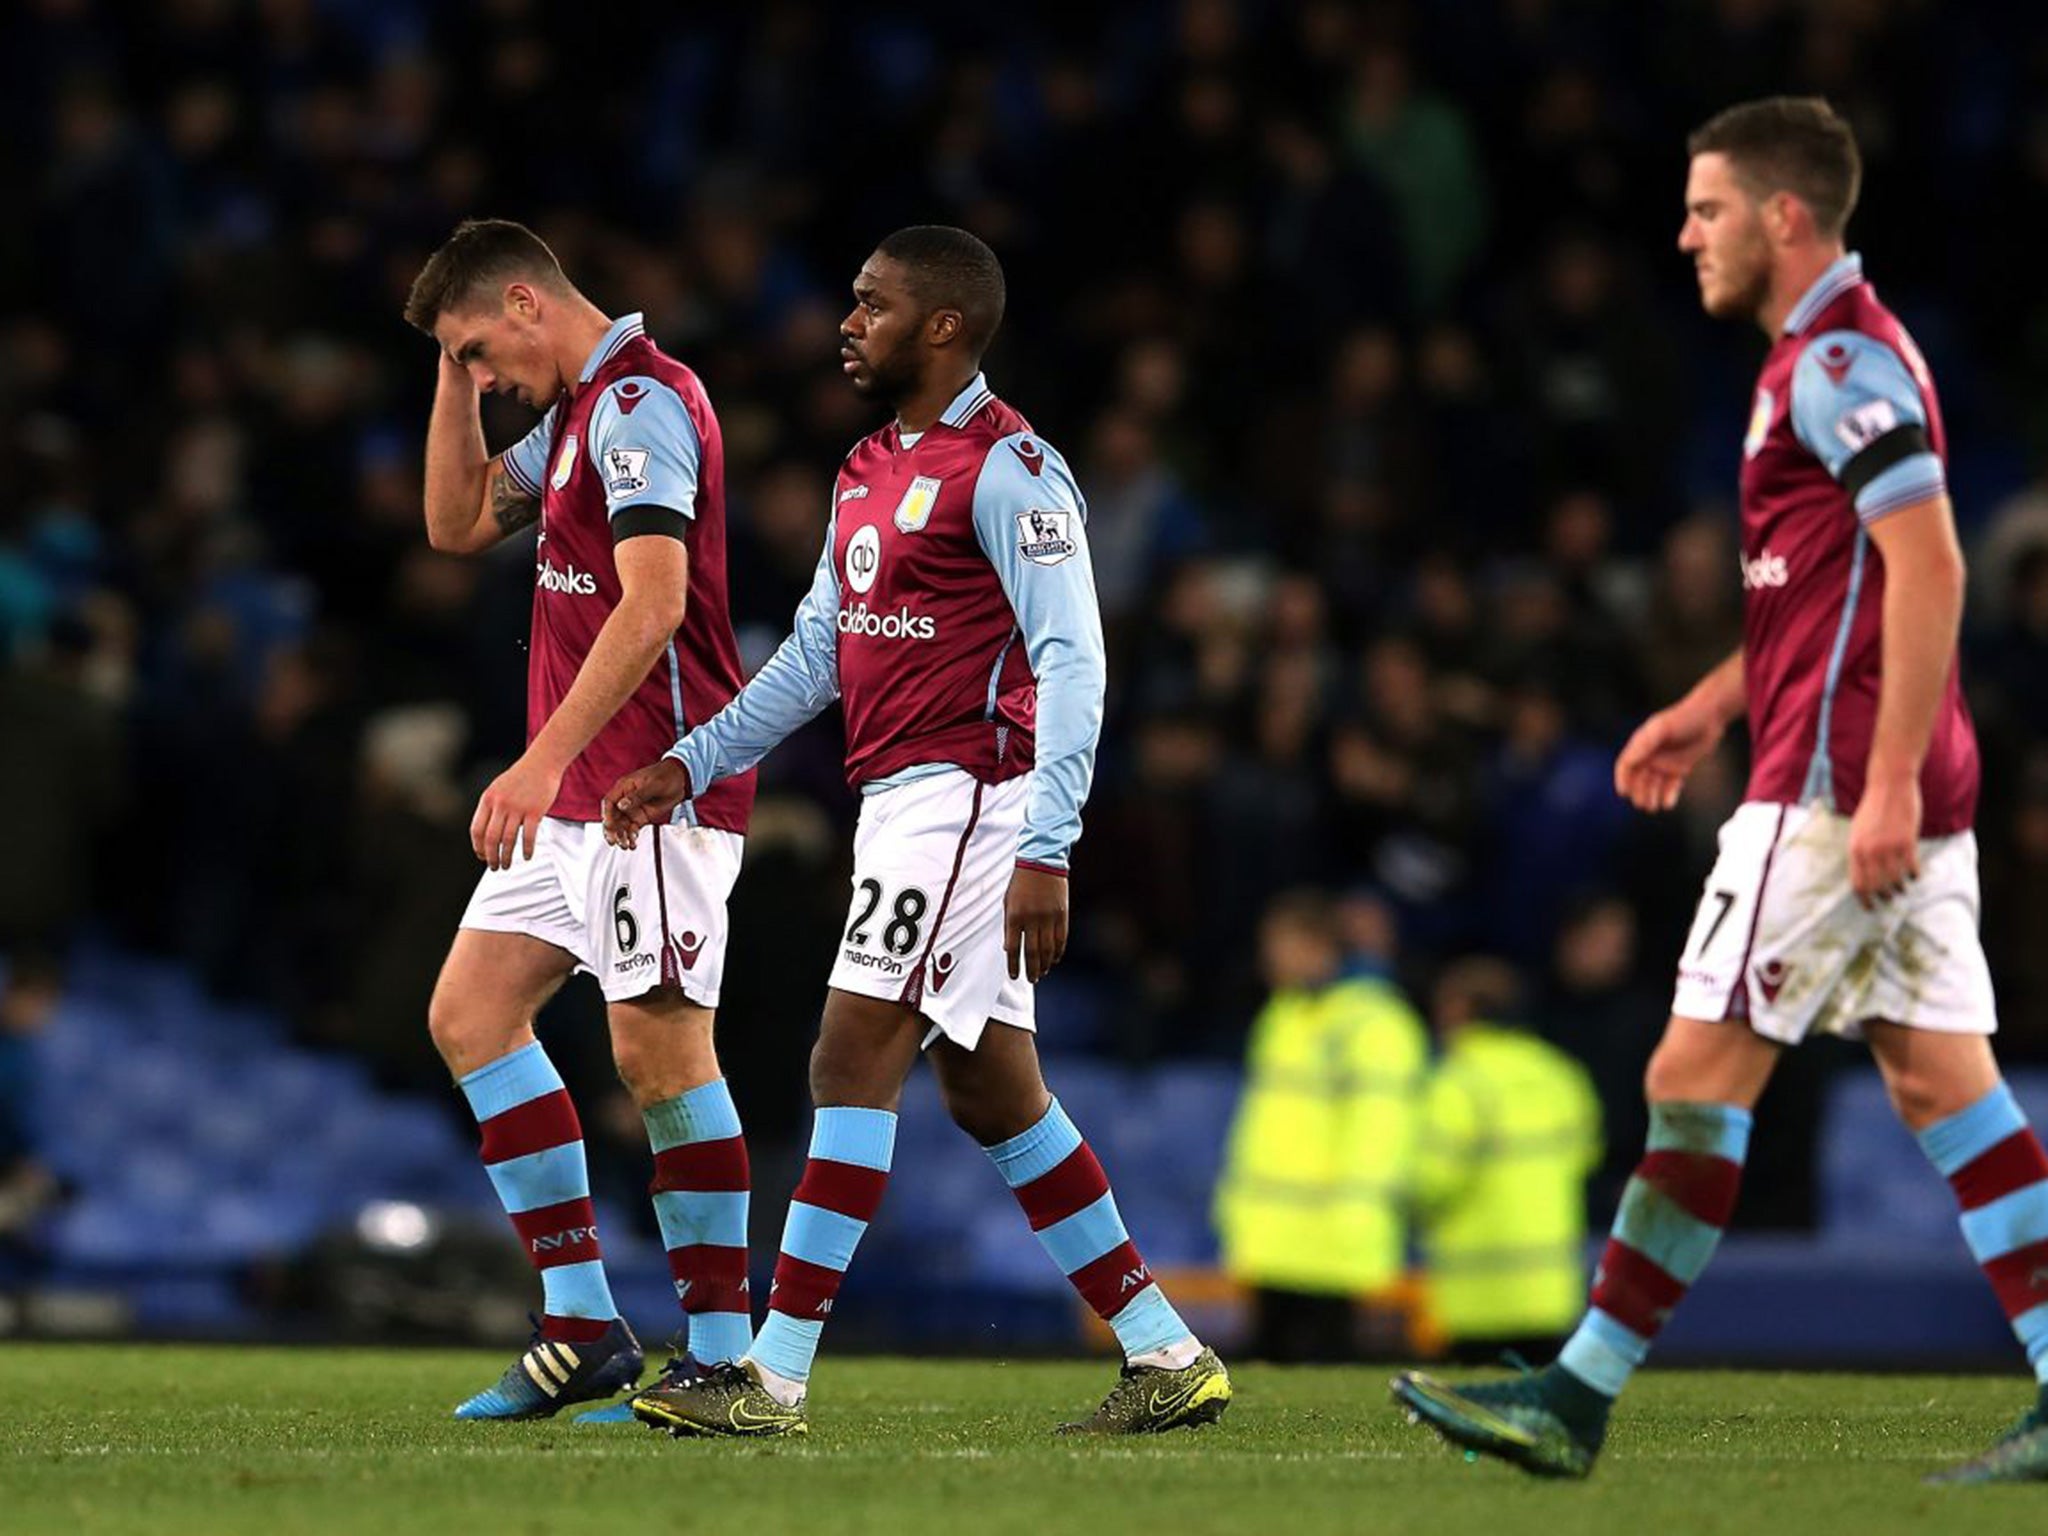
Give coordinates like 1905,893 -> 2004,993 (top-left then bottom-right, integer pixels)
610,505 -> 690,543
1840,423 -> 1932,501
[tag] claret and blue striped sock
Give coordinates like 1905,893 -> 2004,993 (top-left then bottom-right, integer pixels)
985,1098 -> 1199,1367
749,1106 -> 897,1396
1556,1101 -> 1752,1404
644,1078 -> 752,1366
1917,1082 -> 2048,1386
459,1041 -> 616,1344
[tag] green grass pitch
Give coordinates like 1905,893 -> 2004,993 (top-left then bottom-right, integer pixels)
0,1345 -> 2039,1535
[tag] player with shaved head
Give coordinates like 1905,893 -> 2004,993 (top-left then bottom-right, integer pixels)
603,227 -> 1231,1438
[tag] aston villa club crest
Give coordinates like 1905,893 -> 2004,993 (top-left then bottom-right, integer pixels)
894,476 -> 943,533
1743,389 -> 1774,460
551,433 -> 580,489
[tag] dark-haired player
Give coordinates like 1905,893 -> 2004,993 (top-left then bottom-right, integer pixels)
1396,97 -> 2048,1484
602,227 -> 1230,1437
405,219 -> 758,1420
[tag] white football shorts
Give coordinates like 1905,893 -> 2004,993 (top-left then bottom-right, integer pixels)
826,767 -> 1035,1050
1670,800 -> 1995,1044
459,816 -> 742,1006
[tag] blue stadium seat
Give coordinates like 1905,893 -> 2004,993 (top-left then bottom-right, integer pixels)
1032,972 -> 1109,1053
959,1203 -> 1062,1293
34,942 -> 529,1279
2009,1070 -> 2048,1133
1038,1056 -> 1130,1161
1818,1068 -> 1977,1251
50,1194 -> 166,1266
876,1098 -> 988,1242
1115,1190 -> 1217,1269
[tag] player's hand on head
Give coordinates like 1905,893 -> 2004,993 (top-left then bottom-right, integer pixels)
470,753 -> 563,870
1004,865 -> 1069,984
601,758 -> 691,850
1848,773 -> 1922,909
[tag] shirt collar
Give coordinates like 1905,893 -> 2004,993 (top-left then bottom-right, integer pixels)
579,312 -> 646,383
1781,252 -> 1863,336
934,372 -> 994,429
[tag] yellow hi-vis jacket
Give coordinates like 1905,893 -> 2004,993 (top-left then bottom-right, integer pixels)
1414,1023 -> 1602,1342
1214,975 -> 1427,1294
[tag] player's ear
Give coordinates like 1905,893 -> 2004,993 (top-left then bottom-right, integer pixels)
1763,191 -> 1800,246
927,307 -> 963,347
504,281 -> 540,321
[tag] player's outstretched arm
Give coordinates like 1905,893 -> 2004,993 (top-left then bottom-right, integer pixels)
1615,649 -> 1745,812
634,516 -> 845,836
601,758 -> 692,850
423,353 -> 540,554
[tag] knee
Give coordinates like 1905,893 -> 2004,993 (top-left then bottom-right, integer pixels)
939,1078 -> 1010,1145
608,996 -> 717,1109
1882,1062 -> 1958,1133
1870,1028 -> 2001,1134
1642,1016 -> 1776,1110
610,1031 -> 657,1104
1641,1038 -> 1687,1105
1642,1034 -> 1723,1106
426,982 -> 484,1067
937,1067 -> 1049,1146
808,1032 -> 880,1109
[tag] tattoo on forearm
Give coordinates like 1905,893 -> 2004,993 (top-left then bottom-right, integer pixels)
490,468 -> 540,534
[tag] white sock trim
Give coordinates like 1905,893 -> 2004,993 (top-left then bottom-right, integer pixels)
1130,1336 -> 1202,1371
746,1356 -> 806,1407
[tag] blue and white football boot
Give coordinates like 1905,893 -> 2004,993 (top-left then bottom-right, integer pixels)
453,1317 -> 644,1421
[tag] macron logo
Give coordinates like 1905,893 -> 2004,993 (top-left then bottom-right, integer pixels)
1755,959 -> 1790,1004
675,931 -> 705,970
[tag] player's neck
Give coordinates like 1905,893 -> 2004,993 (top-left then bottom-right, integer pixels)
553,299 -> 617,396
1758,243 -> 1847,337
895,367 -> 980,436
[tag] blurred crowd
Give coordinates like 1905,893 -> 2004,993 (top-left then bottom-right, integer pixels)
4,0 -> 2048,1204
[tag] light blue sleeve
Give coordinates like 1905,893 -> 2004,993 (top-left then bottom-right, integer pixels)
499,406 -> 557,498
585,377 -> 701,520
667,516 -> 842,790
1789,330 -> 1946,522
971,431 -> 1107,870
